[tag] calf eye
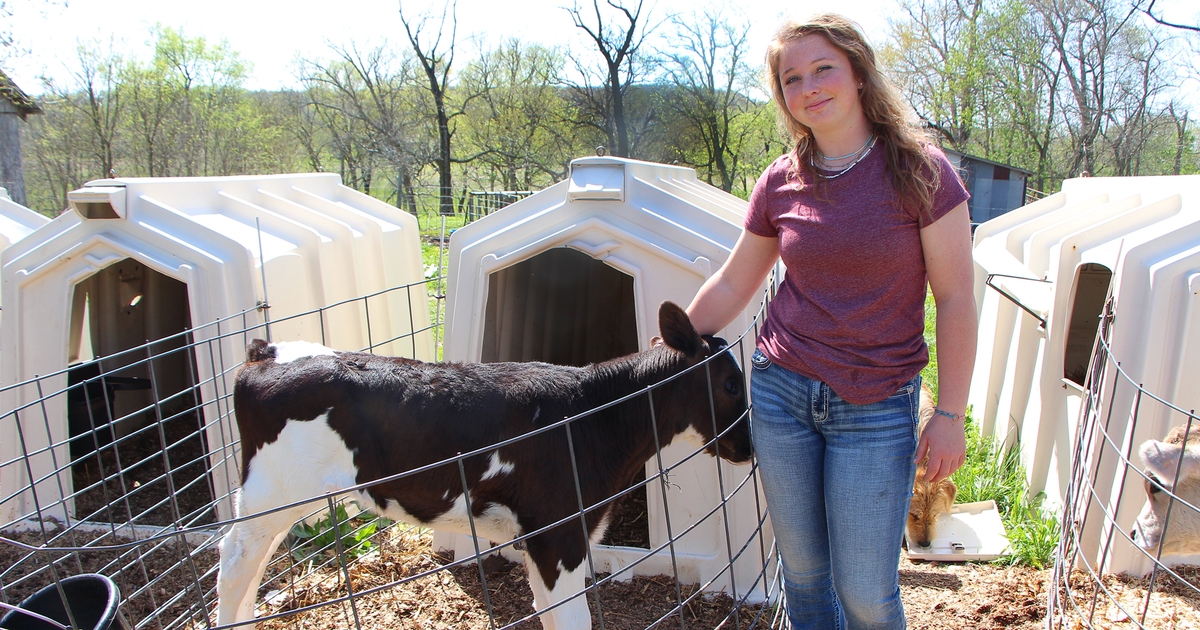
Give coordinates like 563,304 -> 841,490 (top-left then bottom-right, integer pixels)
1145,473 -> 1163,495
724,379 -> 741,397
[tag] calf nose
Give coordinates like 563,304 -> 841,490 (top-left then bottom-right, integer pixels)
1131,528 -> 1140,543
917,539 -> 931,548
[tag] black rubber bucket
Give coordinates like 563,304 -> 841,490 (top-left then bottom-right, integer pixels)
0,573 -> 130,630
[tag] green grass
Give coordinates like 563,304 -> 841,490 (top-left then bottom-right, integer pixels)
1002,498 -> 1060,569
920,291 -> 939,399
952,417 -> 1028,513
924,289 -> 1060,569
947,413 -> 1060,568
421,236 -> 446,361
415,208 -> 498,361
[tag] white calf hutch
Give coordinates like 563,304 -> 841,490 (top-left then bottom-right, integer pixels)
0,173 -> 431,527
440,156 -> 773,604
0,188 -> 49,322
0,187 -> 48,251
0,162 -> 781,629
971,174 -> 1200,576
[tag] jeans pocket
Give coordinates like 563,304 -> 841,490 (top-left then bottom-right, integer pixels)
886,376 -> 921,439
750,348 -> 771,371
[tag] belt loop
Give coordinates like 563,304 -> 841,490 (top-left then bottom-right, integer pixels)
811,379 -> 829,423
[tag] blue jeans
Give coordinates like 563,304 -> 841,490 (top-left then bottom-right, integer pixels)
750,349 -> 919,630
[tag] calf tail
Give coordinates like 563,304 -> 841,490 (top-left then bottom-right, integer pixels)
245,339 -> 276,363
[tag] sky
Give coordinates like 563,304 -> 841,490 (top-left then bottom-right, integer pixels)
4,0 -> 899,94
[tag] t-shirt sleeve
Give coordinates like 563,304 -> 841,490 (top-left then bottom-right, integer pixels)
923,146 -> 971,228
744,162 -> 780,238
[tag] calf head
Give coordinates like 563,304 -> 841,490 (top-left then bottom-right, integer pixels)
653,301 -> 752,464
907,384 -> 956,548
1131,424 -> 1200,555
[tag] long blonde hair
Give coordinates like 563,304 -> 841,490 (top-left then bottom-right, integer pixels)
766,13 -> 941,220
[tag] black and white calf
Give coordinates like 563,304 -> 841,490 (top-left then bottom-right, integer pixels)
216,302 -> 752,629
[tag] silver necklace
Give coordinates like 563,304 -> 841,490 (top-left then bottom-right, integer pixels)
815,134 -> 874,161
812,136 -> 877,180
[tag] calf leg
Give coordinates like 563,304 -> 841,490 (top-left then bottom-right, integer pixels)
525,554 -> 557,630
525,542 -> 592,630
216,491 -> 305,626
544,563 -> 589,630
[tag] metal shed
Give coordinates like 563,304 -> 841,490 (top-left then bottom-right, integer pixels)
944,149 -> 1033,225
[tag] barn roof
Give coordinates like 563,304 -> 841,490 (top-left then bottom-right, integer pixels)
943,147 -> 1034,176
0,69 -> 43,118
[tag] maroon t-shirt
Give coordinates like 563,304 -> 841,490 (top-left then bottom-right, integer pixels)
745,143 -> 969,405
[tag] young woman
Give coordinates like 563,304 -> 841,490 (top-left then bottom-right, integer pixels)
685,13 -> 978,629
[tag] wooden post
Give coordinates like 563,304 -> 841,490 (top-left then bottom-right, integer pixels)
0,71 -> 43,208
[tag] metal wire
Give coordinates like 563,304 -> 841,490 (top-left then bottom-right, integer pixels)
1049,298 -> 1200,629
0,276 -> 781,630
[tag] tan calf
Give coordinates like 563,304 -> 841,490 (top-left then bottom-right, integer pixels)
907,383 -> 958,548
1131,423 -> 1200,556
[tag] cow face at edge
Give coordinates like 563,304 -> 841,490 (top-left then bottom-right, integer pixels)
1131,423 -> 1200,556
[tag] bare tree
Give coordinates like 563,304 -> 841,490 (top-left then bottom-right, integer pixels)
459,40 -> 580,190
566,0 -> 654,158
1032,0 -> 1144,176
1168,102 -> 1190,174
660,5 -> 762,192
398,0 -> 469,215
1104,24 -> 1172,175
1133,0 -> 1200,33
46,42 -> 124,179
276,89 -> 328,174
300,42 -> 431,205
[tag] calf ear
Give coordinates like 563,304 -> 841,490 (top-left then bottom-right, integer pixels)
246,339 -> 276,363
658,301 -> 703,357
1140,439 -> 1200,482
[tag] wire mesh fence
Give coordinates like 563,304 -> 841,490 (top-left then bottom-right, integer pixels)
0,273 -> 784,629
1050,296 -> 1200,628
464,192 -> 537,223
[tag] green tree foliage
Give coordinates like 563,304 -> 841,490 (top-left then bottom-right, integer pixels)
658,5 -> 773,195
883,0 -> 1196,189
18,4 -> 1196,217
23,27 -> 297,213
458,40 -> 584,191
125,26 -> 276,177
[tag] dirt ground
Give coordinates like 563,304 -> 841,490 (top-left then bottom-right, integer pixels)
242,526 -> 1200,630
4,523 -> 1199,629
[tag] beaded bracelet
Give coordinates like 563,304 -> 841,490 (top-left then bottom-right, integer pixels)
933,408 -> 964,423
